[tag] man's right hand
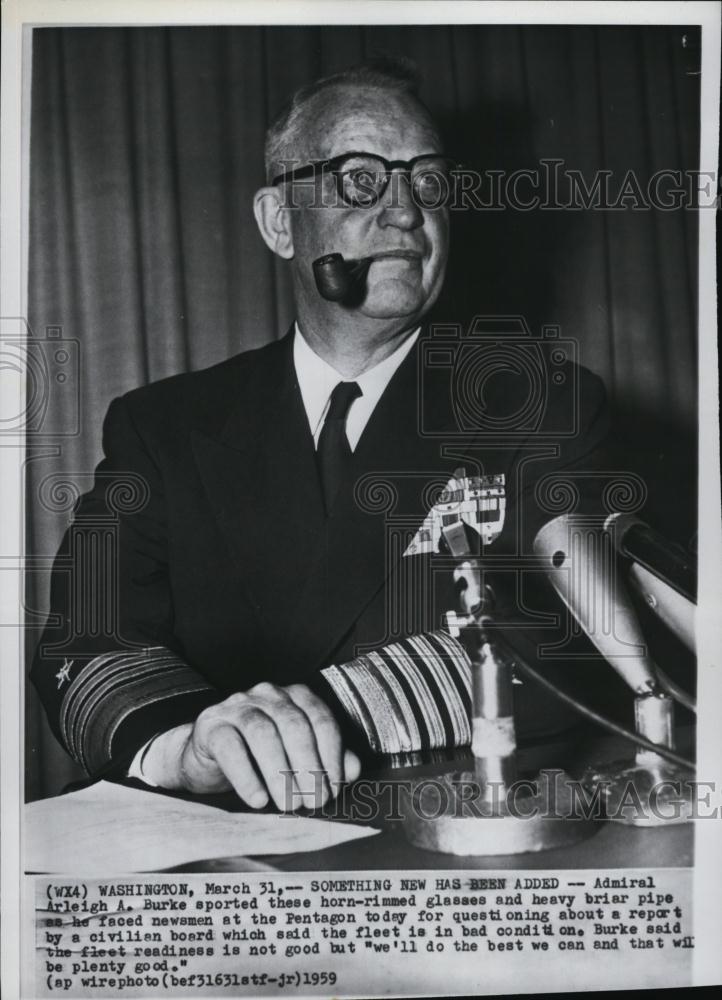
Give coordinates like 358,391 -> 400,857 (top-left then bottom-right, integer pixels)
141,682 -> 361,811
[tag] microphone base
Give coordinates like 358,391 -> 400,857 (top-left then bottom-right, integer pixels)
400,769 -> 599,856
581,756 -> 696,826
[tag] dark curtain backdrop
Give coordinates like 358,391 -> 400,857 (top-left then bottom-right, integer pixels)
26,25 -> 700,799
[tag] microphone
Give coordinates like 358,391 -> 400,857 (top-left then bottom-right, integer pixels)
604,513 -> 696,651
533,514 -> 659,694
313,253 -> 372,304
627,562 -> 695,651
604,512 -> 697,603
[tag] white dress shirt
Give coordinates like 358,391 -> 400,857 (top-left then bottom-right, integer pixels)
129,323 -> 421,784
293,323 -> 420,450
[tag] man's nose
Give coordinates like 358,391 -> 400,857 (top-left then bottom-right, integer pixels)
377,171 -> 423,230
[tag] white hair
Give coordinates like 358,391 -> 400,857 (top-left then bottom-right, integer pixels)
264,56 -> 437,182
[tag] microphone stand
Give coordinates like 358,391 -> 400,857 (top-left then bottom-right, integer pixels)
580,687 -> 695,826
401,544 -> 598,855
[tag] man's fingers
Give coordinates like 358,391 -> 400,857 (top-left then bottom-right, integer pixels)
201,722 -> 269,809
234,707 -> 300,811
344,748 -> 362,784
267,699 -> 328,809
186,686 -> 361,811
285,685 -> 344,798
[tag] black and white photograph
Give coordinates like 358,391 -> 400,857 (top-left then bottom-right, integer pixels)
1,1 -> 720,998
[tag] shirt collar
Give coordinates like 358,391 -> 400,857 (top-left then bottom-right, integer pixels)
293,322 -> 420,441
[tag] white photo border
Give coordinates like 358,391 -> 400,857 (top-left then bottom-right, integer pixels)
2,2 -> 720,997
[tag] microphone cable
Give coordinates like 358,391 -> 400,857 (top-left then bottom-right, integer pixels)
654,666 -> 696,714
507,655 -> 695,771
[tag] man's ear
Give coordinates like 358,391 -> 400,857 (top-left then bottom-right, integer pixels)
253,187 -> 294,260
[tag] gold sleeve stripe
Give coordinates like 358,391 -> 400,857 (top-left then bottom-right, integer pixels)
59,647 -> 214,772
321,631 -> 472,754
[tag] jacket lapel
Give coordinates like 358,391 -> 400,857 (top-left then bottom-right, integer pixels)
191,332 -> 329,669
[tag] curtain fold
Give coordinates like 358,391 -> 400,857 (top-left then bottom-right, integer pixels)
26,24 -> 700,799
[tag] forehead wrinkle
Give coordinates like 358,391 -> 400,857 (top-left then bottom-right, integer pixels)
286,85 -> 441,165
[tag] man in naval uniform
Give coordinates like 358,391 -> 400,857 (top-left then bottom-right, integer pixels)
32,60 -> 611,811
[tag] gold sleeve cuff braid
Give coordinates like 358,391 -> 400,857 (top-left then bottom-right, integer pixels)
59,646 -> 214,773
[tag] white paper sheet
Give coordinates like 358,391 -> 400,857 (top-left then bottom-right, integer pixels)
25,781 -> 378,874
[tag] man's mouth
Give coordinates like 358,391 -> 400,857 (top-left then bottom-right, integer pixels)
368,249 -> 423,262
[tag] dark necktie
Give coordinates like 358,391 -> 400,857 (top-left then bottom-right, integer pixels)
316,381 -> 362,513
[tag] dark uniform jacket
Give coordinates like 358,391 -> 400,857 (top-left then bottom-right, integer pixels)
31,323 -> 612,777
